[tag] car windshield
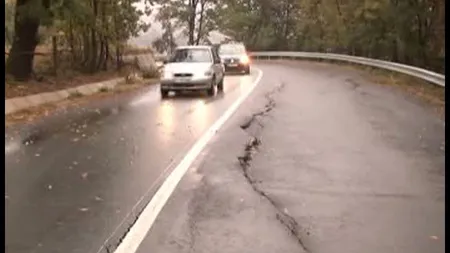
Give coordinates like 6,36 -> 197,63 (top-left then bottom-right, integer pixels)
218,45 -> 246,55
169,48 -> 212,63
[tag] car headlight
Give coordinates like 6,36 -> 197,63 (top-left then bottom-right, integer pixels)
240,55 -> 250,64
163,69 -> 172,79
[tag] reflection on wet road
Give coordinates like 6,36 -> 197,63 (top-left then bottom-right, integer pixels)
5,71 -> 260,253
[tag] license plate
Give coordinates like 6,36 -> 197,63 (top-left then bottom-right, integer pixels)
175,77 -> 190,83
228,64 -> 238,67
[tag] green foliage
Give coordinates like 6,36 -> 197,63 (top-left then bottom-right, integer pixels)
6,0 -> 152,79
5,1 -> 15,46
213,0 -> 445,73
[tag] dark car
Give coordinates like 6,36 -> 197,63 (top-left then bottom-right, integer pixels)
218,43 -> 251,74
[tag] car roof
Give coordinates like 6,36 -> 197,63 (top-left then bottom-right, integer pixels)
175,45 -> 212,50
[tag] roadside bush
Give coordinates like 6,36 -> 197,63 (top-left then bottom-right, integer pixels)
68,90 -> 83,98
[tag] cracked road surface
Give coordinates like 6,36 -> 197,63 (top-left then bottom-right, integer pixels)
5,71 -> 260,253
135,61 -> 444,253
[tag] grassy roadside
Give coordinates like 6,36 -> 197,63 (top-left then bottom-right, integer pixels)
5,78 -> 159,127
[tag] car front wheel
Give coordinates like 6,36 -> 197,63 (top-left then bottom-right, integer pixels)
161,89 -> 169,98
218,77 -> 224,91
207,78 -> 216,96
244,66 -> 250,75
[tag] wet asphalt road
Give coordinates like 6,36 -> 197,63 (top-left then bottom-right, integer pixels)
136,61 -> 445,253
5,71 -> 260,253
6,61 -> 445,253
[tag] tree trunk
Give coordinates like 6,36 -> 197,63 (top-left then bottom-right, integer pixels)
188,0 -> 198,45
195,0 -> 206,45
68,18 -> 77,66
97,38 -> 105,70
116,45 -> 122,70
89,0 -> 99,73
82,31 -> 91,69
6,0 -> 41,80
112,0 -> 121,70
104,41 -> 109,70
97,0 -> 107,70
52,36 -> 58,75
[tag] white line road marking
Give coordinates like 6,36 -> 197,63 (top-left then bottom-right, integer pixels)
113,68 -> 264,253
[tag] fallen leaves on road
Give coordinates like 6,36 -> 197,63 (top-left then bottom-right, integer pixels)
79,207 -> 89,212
94,196 -> 103,201
47,185 -> 53,190
81,172 -> 89,179
430,236 -> 439,240
6,103 -> 59,127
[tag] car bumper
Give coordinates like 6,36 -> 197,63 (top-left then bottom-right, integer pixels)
224,63 -> 248,72
161,77 -> 212,90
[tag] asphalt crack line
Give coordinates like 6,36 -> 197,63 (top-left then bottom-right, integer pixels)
240,82 -> 284,130
237,83 -> 311,253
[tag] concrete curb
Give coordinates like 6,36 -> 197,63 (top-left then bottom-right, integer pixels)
5,77 -> 124,115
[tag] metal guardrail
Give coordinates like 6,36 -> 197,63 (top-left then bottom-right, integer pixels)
249,51 -> 445,87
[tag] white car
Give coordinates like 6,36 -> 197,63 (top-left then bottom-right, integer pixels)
160,45 -> 225,98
